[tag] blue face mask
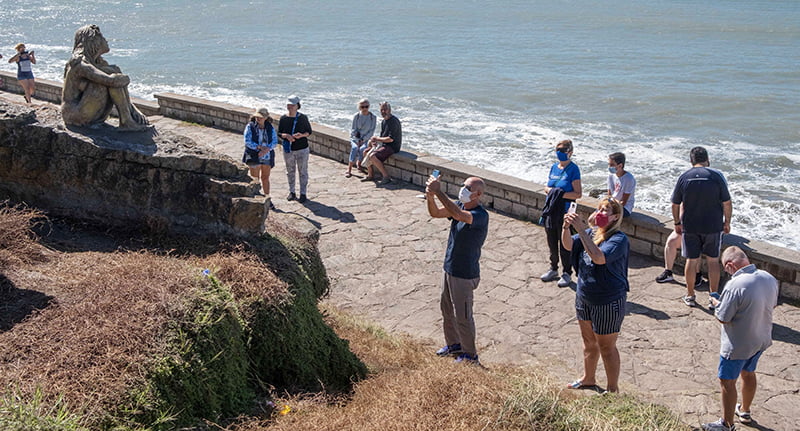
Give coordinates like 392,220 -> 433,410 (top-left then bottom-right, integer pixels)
608,166 -> 617,174
556,150 -> 570,162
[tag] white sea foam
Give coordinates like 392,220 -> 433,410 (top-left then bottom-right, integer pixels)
4,0 -> 798,250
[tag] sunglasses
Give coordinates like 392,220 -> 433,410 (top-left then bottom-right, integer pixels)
359,105 -> 369,109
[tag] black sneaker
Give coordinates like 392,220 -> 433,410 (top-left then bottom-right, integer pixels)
435,343 -> 462,357
695,272 -> 704,288
298,194 -> 307,203
655,269 -> 674,283
287,192 -> 297,201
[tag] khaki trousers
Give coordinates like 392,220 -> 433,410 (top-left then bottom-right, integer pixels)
440,271 -> 480,355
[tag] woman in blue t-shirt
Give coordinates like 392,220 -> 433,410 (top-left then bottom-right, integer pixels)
562,197 -> 629,393
541,139 -> 582,287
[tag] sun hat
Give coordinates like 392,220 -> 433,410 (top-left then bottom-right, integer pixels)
252,107 -> 270,118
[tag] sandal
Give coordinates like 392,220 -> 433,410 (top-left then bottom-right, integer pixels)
345,172 -> 352,178
567,380 -> 598,390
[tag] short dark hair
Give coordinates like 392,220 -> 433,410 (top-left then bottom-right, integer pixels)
609,152 -> 625,167
690,146 -> 708,165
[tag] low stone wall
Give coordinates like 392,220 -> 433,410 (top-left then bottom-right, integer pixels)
2,82 -> 798,299
0,100 -> 266,236
0,71 -> 160,116
150,93 -> 800,301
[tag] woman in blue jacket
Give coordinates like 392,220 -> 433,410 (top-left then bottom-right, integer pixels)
243,107 -> 278,208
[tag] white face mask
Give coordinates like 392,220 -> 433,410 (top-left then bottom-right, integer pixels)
458,186 -> 473,203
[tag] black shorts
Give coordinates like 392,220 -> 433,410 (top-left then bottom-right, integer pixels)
242,148 -> 275,168
373,145 -> 395,162
682,231 -> 723,259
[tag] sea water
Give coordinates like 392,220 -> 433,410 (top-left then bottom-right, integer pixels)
2,0 -> 798,249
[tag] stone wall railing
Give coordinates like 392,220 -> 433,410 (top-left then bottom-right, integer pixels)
2,79 -> 798,300
0,71 -> 160,116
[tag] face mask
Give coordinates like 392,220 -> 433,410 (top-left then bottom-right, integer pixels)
556,150 -> 570,162
458,186 -> 473,203
608,166 -> 617,174
594,212 -> 610,228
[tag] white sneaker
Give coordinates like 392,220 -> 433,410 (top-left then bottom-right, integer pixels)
735,404 -> 752,423
701,418 -> 735,431
557,273 -> 571,287
541,269 -> 559,282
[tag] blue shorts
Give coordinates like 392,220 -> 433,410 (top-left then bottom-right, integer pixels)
682,231 -> 723,259
718,351 -> 762,380
575,295 -> 626,335
17,71 -> 34,81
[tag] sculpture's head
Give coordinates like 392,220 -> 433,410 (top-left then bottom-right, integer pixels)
73,25 -> 109,59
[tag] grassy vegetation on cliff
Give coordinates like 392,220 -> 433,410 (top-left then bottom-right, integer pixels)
233,305 -> 688,431
0,203 -> 365,430
0,203 -> 687,430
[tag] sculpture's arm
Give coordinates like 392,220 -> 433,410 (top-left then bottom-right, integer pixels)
73,59 -> 130,88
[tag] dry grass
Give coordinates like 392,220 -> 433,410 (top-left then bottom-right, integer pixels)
0,202 -> 48,268
225,305 -> 689,431
0,250 -> 195,419
0,205 -> 291,426
196,249 -> 290,308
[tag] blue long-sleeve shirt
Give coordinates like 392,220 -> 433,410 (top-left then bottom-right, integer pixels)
244,122 -> 278,151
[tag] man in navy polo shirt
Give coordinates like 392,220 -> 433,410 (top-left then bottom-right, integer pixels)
425,174 -> 489,365
671,147 -> 732,307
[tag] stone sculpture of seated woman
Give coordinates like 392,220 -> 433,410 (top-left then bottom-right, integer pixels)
61,24 -> 150,131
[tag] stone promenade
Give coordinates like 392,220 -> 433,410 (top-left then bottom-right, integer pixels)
156,116 -> 798,430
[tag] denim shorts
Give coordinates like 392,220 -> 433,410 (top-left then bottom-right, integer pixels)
718,351 -> 762,380
17,71 -> 34,81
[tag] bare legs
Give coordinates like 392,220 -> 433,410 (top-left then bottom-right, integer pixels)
249,165 -> 271,195
707,255 -> 721,294
720,378 -> 737,427
664,230 -> 681,270
685,258 -> 700,298
740,370 -> 756,412
368,154 -> 390,180
577,320 -> 621,392
19,79 -> 35,103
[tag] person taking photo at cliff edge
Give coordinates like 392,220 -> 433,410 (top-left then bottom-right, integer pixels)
426,174 -> 489,365
9,43 -> 36,104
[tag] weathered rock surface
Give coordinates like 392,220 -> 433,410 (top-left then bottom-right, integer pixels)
0,100 -> 265,236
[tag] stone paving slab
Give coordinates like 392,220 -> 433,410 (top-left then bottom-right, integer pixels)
153,116 -> 800,430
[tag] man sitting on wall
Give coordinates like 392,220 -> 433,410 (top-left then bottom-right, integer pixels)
363,101 -> 401,185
